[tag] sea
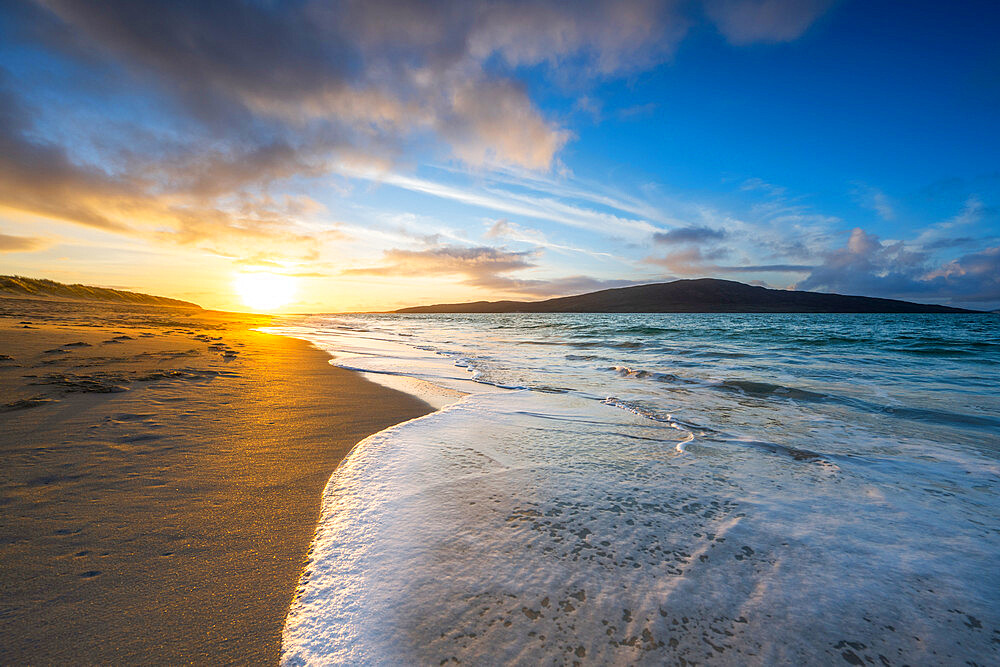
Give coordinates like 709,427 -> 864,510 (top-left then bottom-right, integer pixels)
267,313 -> 1000,666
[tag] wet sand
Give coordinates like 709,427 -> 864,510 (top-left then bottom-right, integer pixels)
0,297 -> 432,664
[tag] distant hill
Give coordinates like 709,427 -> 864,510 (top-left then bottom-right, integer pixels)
0,275 -> 200,308
396,278 -> 977,314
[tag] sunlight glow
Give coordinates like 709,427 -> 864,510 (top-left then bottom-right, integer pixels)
233,272 -> 298,311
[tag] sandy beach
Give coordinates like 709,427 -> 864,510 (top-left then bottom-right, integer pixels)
0,297 -> 431,664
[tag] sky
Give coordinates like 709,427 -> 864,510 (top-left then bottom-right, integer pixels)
1,0 -> 998,312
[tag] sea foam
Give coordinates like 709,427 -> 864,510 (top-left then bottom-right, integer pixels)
271,313 -> 1000,665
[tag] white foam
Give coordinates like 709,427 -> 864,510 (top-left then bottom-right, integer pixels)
282,388 -> 999,665
269,316 -> 1000,666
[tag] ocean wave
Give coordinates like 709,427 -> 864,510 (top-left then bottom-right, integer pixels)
601,362 -> 1000,434
872,404 -> 1000,430
276,313 -> 1000,666
886,344 -> 976,356
605,366 -> 829,403
606,366 -> 693,384
601,396 -> 710,434
714,379 -> 829,402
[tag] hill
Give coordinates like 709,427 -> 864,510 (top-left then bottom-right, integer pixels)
395,278 -> 977,314
0,275 -> 200,308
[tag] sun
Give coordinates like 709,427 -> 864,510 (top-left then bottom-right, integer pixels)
233,272 -> 298,311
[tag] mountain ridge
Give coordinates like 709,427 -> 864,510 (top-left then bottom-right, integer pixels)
395,278 -> 978,314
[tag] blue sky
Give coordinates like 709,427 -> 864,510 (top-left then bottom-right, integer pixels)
1,0 -> 998,311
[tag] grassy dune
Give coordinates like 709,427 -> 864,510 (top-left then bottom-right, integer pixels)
0,276 -> 199,308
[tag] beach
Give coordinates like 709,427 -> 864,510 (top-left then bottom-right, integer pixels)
3,300 -> 998,665
0,297 -> 431,664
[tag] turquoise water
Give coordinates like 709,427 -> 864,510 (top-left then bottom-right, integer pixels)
276,313 -> 1000,665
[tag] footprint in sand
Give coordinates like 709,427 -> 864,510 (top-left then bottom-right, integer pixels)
2,397 -> 56,411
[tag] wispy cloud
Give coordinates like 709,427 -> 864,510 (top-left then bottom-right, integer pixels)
484,218 -> 624,261
0,231 -> 49,252
508,275 -> 641,298
343,242 -> 641,299
340,165 -> 660,239
616,102 -> 659,120
646,247 -> 812,275
703,0 -> 834,45
343,244 -> 537,284
449,162 -> 673,223
852,184 -> 896,221
740,177 -> 787,197
910,197 -> 996,251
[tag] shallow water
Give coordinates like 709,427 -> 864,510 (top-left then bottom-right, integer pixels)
271,313 -> 1000,665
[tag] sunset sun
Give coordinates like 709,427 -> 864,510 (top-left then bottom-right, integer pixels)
233,272 -> 297,311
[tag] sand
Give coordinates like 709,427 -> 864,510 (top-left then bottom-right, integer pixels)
0,297 -> 432,664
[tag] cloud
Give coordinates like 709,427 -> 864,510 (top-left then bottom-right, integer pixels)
646,246 -> 727,274
344,244 -> 537,286
0,64 -> 344,263
796,228 -> 927,294
1,0 -> 849,298
728,263 -> 815,272
468,0 -> 690,75
0,83 -> 133,233
740,177 -> 786,197
24,0 -> 688,175
501,275 -> 640,298
647,222 -> 813,274
341,166 -> 658,239
909,197 -> 998,252
342,243 -> 640,298
0,100 -> 330,262
485,219 -> 514,239
796,227 -> 1000,306
923,236 -> 979,250
920,246 -> 1000,304
574,96 -> 603,121
0,0 -> 708,266
616,102 -> 659,120
703,0 -> 834,45
443,79 -> 571,170
0,232 -> 49,252
647,246 -> 811,275
483,218 -> 626,263
653,226 -> 727,244
852,184 -> 896,221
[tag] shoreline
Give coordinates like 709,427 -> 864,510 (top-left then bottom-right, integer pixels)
0,297 -> 433,664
